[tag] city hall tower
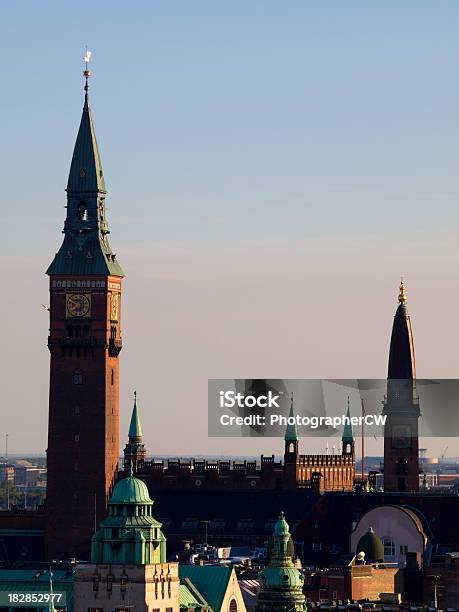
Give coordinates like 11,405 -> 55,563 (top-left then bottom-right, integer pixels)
45,61 -> 124,559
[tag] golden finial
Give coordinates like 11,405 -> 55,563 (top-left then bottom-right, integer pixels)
83,48 -> 92,103
398,277 -> 407,304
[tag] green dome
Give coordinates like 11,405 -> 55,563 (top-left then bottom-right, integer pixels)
356,527 -> 384,563
110,475 -> 152,504
261,566 -> 304,590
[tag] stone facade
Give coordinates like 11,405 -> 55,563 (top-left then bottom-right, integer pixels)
74,563 -> 180,612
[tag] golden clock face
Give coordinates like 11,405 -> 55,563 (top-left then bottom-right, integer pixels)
66,293 -> 91,318
110,293 -> 119,321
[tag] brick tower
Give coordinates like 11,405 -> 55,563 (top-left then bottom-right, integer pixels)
383,280 -> 420,492
45,62 -> 124,560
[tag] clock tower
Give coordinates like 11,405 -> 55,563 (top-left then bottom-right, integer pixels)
45,63 -> 124,560
382,280 -> 420,492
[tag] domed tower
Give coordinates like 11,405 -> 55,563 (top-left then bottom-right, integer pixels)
255,512 -> 307,612
383,280 -> 420,492
91,473 -> 166,564
356,527 -> 384,564
123,392 -> 147,474
74,471 -> 180,612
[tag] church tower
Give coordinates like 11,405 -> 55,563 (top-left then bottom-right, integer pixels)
45,60 -> 124,559
383,280 -> 420,492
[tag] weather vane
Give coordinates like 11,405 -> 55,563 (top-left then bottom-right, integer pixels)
83,48 -> 92,96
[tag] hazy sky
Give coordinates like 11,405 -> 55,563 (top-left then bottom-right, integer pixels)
1,2 -> 459,457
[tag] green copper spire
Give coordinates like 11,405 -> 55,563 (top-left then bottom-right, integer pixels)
91,475 -> 166,565
67,53 -> 105,195
47,59 -> 124,277
284,393 -> 299,443
256,512 -> 307,612
342,396 -> 354,443
124,391 -> 147,473
129,391 -> 143,440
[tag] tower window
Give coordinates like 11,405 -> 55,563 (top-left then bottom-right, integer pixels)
73,371 -> 83,385
111,369 -> 114,385
77,202 -> 88,221
229,599 -> 238,612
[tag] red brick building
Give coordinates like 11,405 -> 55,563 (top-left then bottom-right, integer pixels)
45,69 -> 124,560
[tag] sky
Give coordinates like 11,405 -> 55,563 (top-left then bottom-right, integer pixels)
1,1 -> 459,457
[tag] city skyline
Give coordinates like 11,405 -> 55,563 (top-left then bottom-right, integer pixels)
2,2 -> 459,456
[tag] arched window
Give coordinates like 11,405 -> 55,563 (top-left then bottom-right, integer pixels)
73,371 -> 83,385
229,599 -> 238,612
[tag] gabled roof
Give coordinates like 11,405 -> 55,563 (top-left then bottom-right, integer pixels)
180,578 -> 211,609
179,565 -> 233,612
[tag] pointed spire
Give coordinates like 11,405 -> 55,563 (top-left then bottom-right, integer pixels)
67,51 -> 105,194
342,396 -> 353,442
284,393 -> 299,442
47,52 -> 124,278
388,278 -> 416,380
129,391 -> 143,440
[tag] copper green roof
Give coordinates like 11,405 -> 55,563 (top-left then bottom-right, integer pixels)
67,93 -> 105,193
274,511 -> 290,537
129,394 -> 143,439
179,566 -> 232,612
180,579 -> 211,609
342,402 -> 353,442
284,397 -> 298,442
92,474 -> 165,564
47,84 -> 124,278
110,475 -> 152,504
257,512 -> 306,610
0,570 -> 75,612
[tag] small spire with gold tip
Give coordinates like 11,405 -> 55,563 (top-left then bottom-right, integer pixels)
398,277 -> 407,304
